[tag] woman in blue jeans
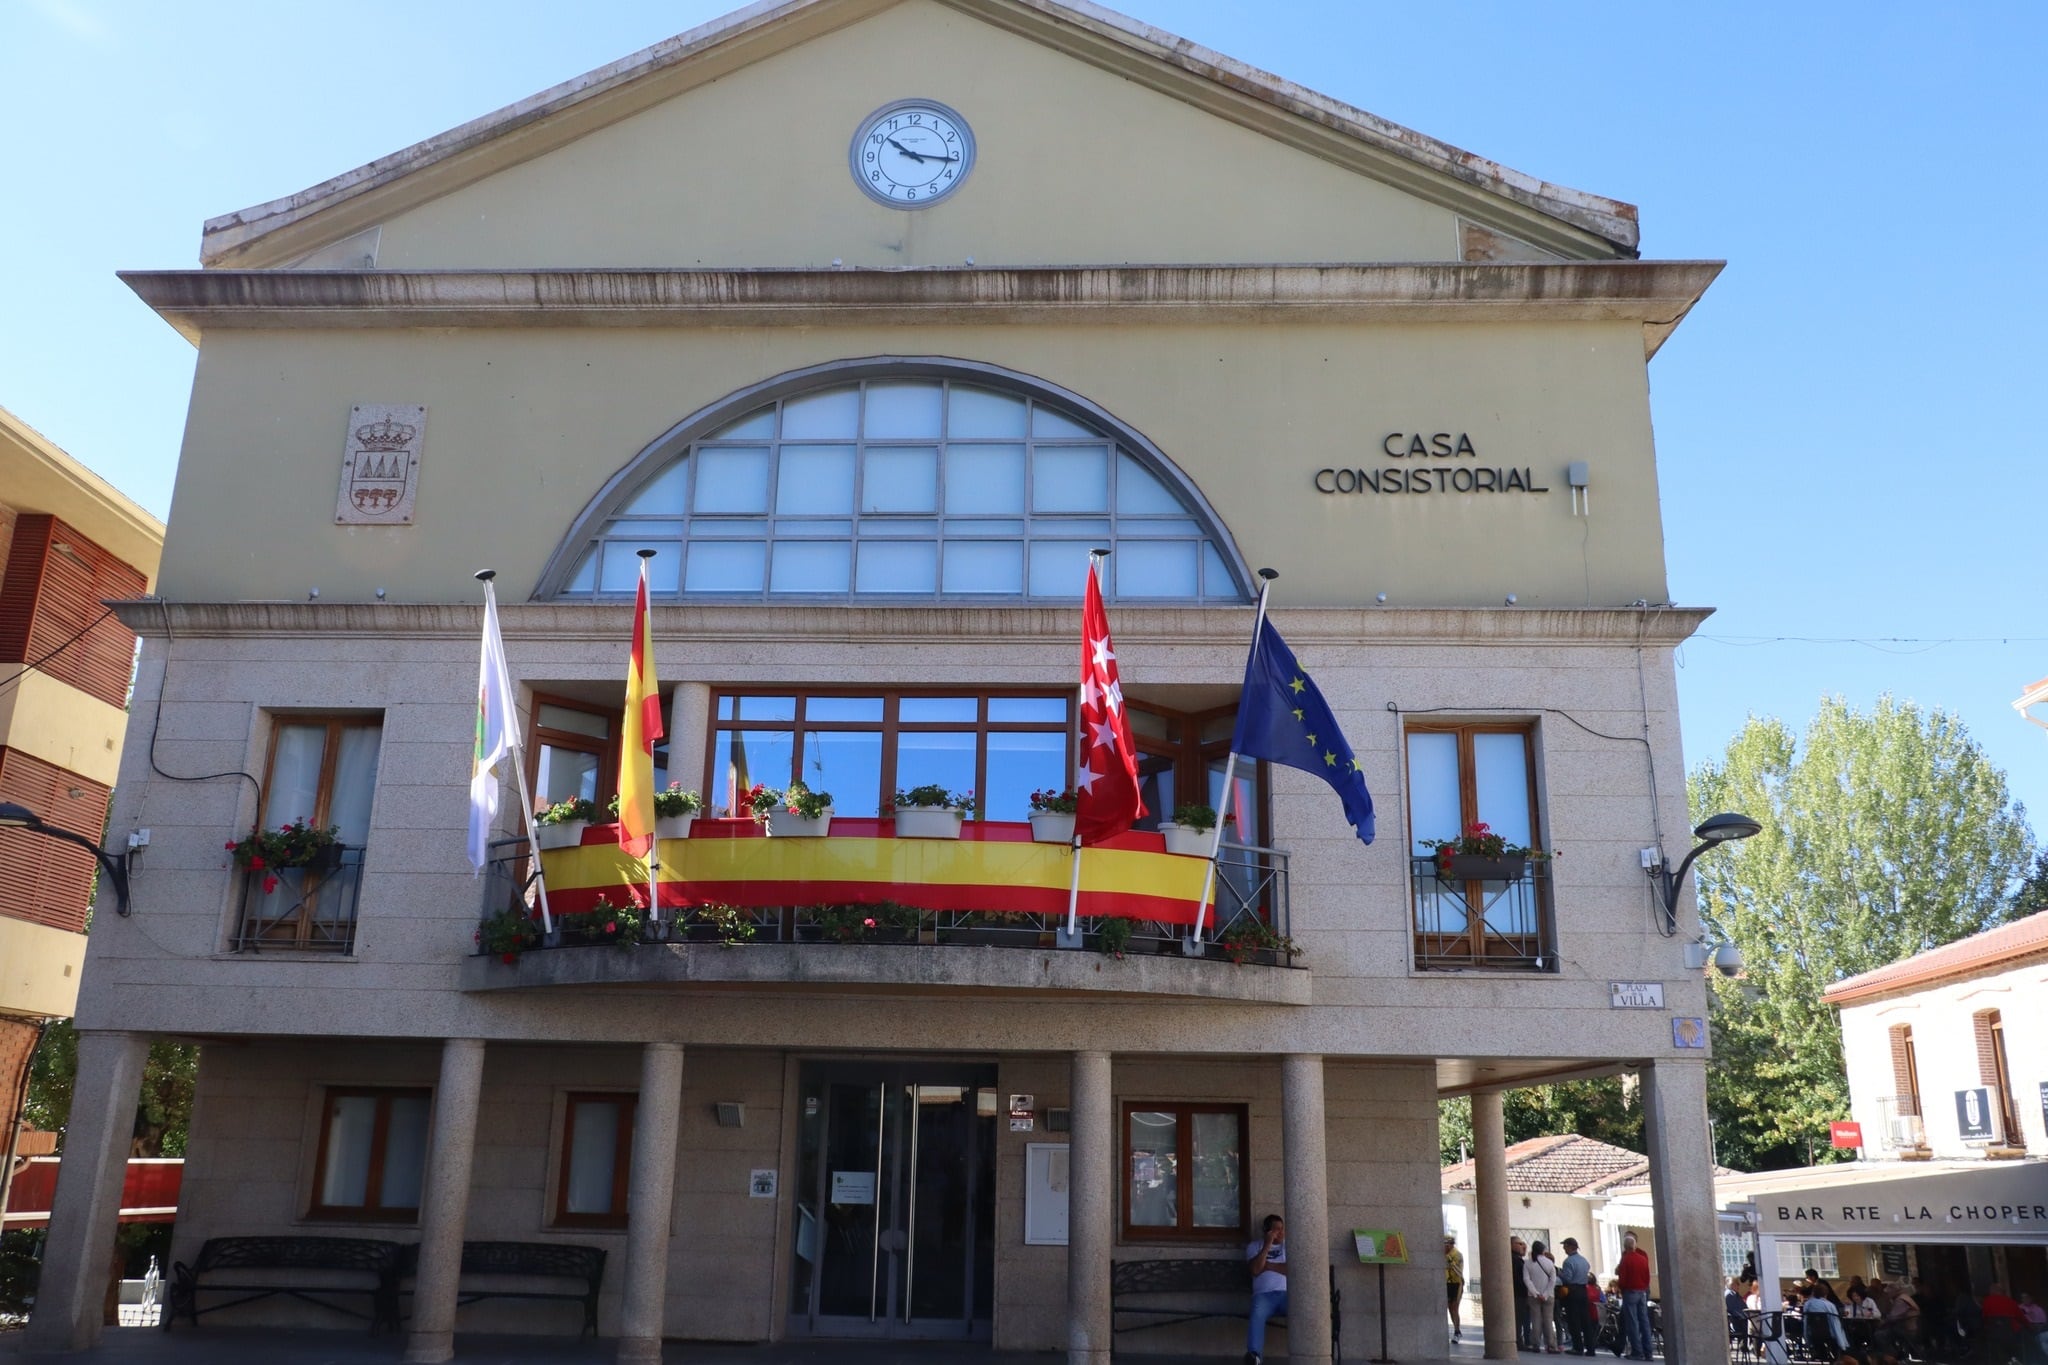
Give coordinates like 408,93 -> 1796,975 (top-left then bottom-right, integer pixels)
1245,1214 -> 1288,1365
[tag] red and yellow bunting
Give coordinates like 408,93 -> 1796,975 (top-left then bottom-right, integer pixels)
537,818 -> 1217,924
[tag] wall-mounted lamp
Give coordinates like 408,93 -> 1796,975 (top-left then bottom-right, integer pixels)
0,801 -> 131,916
714,1102 -> 745,1129
1650,812 -> 1760,932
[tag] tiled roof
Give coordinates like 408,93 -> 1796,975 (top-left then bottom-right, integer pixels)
1822,908 -> 2048,1006
1440,1134 -> 1648,1195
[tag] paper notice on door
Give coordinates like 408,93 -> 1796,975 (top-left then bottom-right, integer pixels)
830,1170 -> 877,1205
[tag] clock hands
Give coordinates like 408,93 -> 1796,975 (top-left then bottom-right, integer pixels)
885,135 -> 959,164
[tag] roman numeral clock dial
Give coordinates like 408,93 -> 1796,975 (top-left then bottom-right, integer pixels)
850,99 -> 975,208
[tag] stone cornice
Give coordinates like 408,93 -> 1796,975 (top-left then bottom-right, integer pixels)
111,598 -> 1713,648
121,262 -> 1722,357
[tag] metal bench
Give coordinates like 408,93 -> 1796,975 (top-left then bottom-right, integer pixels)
1111,1257 -> 1340,1360
163,1235 -> 404,1332
396,1240 -> 608,1338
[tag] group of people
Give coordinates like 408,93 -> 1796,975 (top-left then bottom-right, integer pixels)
1726,1265 -> 2048,1363
1436,1231 -> 1656,1359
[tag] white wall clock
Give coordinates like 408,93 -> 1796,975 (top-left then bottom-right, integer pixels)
850,99 -> 975,208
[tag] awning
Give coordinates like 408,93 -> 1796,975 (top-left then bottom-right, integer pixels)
1728,1160 -> 2048,1243
538,818 -> 1219,924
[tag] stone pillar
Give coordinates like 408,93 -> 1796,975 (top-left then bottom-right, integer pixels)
1473,1089 -> 1517,1360
24,1030 -> 148,1352
1282,1054 -> 1333,1365
1643,1060 -> 1727,1365
1067,1050 -> 1113,1365
403,1038 -> 487,1364
668,682 -> 712,801
618,1042 -> 685,1365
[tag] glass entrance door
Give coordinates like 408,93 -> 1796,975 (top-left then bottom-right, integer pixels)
788,1062 -> 997,1340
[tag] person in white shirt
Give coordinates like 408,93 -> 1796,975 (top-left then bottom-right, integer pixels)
1244,1214 -> 1288,1365
1524,1240 -> 1561,1353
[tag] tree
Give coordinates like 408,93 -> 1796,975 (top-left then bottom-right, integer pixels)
1688,695 -> 2033,1171
2010,849 -> 2048,917
22,1019 -> 198,1158
1439,1078 -> 1643,1165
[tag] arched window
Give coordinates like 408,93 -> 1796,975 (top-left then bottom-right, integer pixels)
538,362 -> 1248,603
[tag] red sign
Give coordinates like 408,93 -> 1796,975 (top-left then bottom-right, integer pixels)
1829,1121 -> 1864,1149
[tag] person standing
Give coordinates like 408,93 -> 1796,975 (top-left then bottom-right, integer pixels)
1526,1240 -> 1561,1354
1445,1232 -> 1467,1340
1617,1233 -> 1653,1359
1558,1237 -> 1594,1355
1244,1214 -> 1288,1365
1511,1237 -> 1533,1350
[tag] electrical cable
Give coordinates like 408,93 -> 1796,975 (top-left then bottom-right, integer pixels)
145,599 -> 262,800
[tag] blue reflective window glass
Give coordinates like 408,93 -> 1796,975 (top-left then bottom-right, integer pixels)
693,449 -> 770,514
942,541 -> 1022,594
770,541 -> 852,594
781,388 -> 860,439
1114,541 -> 1198,598
900,697 -> 979,722
856,541 -> 938,594
684,541 -> 765,593
1032,446 -> 1110,513
863,447 -> 939,514
863,382 -> 944,439
776,446 -> 856,515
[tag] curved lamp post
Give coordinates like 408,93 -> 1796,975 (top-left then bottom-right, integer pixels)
1653,811 -> 1760,934
0,801 -> 130,916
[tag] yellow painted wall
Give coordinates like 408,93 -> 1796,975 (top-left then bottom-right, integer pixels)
0,668 -> 130,788
368,0 -> 1462,270
160,318 -> 1665,607
0,916 -> 86,1019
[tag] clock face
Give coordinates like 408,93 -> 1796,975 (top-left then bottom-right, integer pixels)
850,100 -> 975,208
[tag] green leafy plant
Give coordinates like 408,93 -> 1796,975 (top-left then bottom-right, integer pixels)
654,784 -> 704,818
225,819 -> 340,871
808,901 -> 921,942
476,907 -> 542,963
1094,915 -> 1134,959
757,779 -> 832,820
1417,821 -> 1555,877
1172,803 -> 1218,832
1029,787 -> 1079,814
536,797 -> 601,826
691,903 -> 757,946
895,783 -> 974,810
557,898 -> 643,948
1218,919 -> 1298,967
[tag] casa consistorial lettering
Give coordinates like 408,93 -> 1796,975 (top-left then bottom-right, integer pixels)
1314,430 -> 1552,496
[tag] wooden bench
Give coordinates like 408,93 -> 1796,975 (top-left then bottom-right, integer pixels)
1111,1257 -> 1340,1360
162,1235 -> 404,1332
396,1240 -> 608,1338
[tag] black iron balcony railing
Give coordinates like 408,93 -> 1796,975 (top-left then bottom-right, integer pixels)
480,835 -> 1291,965
1410,855 -> 1554,972
234,845 -> 365,953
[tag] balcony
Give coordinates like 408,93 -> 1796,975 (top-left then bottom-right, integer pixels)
1873,1097 -> 1929,1158
233,846 -> 364,953
463,820 -> 1304,1003
1410,855 -> 1553,972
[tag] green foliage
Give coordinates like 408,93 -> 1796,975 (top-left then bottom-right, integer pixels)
1094,915 -> 1134,959
534,797 -> 599,825
1218,919 -> 1299,965
225,819 -> 339,869
476,907 -> 541,960
895,783 -> 973,810
23,1020 -> 196,1158
1689,695 -> 2033,1171
2010,849 -> 2048,917
690,903 -> 757,946
1172,803 -> 1218,832
1438,1079 -> 1643,1165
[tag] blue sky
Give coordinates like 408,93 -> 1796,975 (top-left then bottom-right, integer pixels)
5,1 -> 2046,841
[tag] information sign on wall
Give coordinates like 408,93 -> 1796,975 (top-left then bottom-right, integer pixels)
1954,1088 -> 1998,1142
1829,1122 -> 1863,1150
1609,982 -> 1664,1009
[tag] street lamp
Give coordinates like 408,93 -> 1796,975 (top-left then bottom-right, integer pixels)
1650,810 -> 1759,933
0,801 -> 131,916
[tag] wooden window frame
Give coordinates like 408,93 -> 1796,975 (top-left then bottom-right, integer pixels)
552,1091 -> 638,1229
1890,1024 -> 1922,1118
1118,1100 -> 1249,1244
307,1086 -> 430,1223
1403,721 -> 1548,967
526,692 -> 619,809
1127,701 -> 1268,838
706,689 -> 1074,817
259,714 -> 383,833
1980,1010 -> 2021,1144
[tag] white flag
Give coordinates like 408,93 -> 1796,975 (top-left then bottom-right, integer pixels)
468,588 -> 517,871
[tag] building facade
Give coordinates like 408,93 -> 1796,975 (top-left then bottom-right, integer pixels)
32,3 -> 1735,1362
0,405 -> 161,1211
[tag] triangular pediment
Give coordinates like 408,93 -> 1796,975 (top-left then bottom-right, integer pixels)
202,0 -> 1639,272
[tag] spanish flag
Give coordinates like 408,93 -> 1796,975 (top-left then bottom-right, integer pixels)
617,556 -> 663,858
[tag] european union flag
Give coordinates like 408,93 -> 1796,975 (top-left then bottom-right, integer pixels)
1231,618 -> 1375,844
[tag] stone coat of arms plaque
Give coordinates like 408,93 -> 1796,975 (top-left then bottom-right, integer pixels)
335,403 -> 425,525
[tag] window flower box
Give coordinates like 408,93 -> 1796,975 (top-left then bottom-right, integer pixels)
534,821 -> 588,851
1158,822 -> 1212,858
767,809 -> 833,839
894,808 -> 965,839
1441,853 -> 1527,882
655,814 -> 695,841
1028,811 -> 1075,845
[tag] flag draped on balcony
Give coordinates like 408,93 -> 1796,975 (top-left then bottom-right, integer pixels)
1076,558 -> 1143,845
617,556 -> 664,859
468,586 -> 517,872
1231,617 -> 1375,844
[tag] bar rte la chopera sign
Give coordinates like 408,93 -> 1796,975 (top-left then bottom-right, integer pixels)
1756,1164 -> 2048,1239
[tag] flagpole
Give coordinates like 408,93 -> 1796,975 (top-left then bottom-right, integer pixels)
1193,567 -> 1279,947
478,571 -> 554,933
1065,550 -> 1109,940
636,550 -> 661,927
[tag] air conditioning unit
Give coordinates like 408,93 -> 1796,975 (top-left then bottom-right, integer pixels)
1887,1114 -> 1926,1150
